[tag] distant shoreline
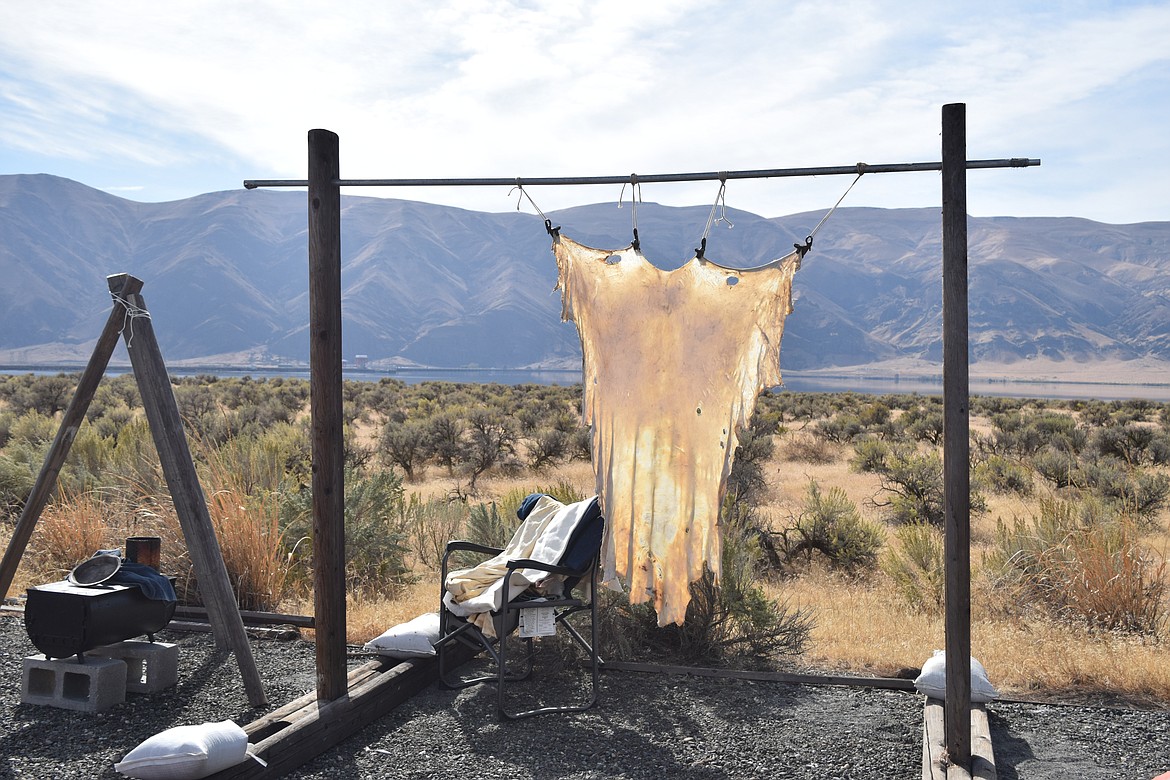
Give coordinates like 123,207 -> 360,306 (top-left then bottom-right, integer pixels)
7,363 -> 1170,401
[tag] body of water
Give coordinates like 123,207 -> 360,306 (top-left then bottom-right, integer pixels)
6,365 -> 1170,402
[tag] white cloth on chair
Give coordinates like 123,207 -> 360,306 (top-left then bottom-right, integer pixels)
443,495 -> 597,637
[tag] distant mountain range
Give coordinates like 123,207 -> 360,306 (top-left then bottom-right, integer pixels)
2,173 -> 1168,376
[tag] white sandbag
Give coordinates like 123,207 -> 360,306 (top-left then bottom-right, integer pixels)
114,720 -> 249,779
913,649 -> 999,703
362,612 -> 441,659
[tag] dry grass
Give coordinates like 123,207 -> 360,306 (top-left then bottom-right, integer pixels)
5,400 -> 1169,706
329,432 -> 1170,704
284,575 -> 440,646
778,567 -> 1170,704
26,489 -> 113,581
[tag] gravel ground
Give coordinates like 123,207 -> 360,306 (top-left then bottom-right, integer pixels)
3,612 -> 1169,779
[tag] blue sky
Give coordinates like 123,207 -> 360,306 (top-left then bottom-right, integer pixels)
1,1 -> 1168,223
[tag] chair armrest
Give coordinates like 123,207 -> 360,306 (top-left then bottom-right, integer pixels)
445,540 -> 504,556
505,558 -> 585,578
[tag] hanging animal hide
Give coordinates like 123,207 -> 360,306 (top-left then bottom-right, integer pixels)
554,234 -> 798,626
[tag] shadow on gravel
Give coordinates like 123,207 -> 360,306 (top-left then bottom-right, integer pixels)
278,667 -> 913,780
986,709 -> 1034,780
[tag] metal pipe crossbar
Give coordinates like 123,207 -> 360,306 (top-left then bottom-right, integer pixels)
243,157 -> 1039,189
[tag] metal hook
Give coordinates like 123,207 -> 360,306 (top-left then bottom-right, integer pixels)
619,174 -> 642,249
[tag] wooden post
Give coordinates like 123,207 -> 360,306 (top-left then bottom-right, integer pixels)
942,102 -> 972,767
0,275 -> 141,600
112,275 -> 268,708
308,128 -> 347,702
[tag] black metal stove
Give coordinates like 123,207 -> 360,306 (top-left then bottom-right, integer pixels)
24,579 -> 177,661
24,540 -> 176,661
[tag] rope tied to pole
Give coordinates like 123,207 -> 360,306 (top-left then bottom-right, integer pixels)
511,180 -> 559,237
795,162 -> 868,266
110,293 -> 151,350
618,174 -> 643,250
696,175 -> 732,260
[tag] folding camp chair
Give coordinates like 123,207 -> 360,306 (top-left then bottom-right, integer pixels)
436,494 -> 604,719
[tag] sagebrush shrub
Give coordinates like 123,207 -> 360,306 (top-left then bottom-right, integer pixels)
976,454 -> 1034,496
881,523 -> 945,612
780,431 -> 837,464
985,499 -> 1166,635
280,467 -> 412,596
402,493 -> 466,568
776,480 -> 883,573
380,419 -> 427,481
464,500 -> 511,551
600,502 -> 813,664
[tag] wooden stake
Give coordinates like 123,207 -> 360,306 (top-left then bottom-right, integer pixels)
942,102 -> 972,767
307,128 -> 347,702
0,274 -> 141,600
112,276 -> 268,707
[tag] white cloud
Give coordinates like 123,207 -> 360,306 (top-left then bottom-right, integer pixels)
0,1 -> 1167,221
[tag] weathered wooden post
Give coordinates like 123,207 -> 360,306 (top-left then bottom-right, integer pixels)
307,128 -> 347,702
112,274 -> 268,708
941,101 -> 972,767
0,275 -> 141,600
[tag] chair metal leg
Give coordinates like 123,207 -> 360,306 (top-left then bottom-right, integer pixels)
497,600 -> 601,719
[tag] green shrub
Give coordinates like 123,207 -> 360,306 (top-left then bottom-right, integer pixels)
9,411 -> 56,446
280,467 -> 412,595
814,414 -> 864,443
422,412 -> 466,474
463,409 -> 517,489
1088,422 -> 1170,467
881,523 -> 945,612
872,448 -> 945,525
380,419 -> 428,481
498,481 -> 586,519
600,503 -> 813,665
0,411 -> 13,449
0,453 -> 36,520
1079,457 -> 1170,527
1032,448 -> 1079,489
776,480 -> 883,573
526,428 -> 570,471
464,500 -> 511,551
726,426 -> 773,504
108,416 -> 165,498
977,411 -> 1083,459
976,454 -> 1034,496
899,406 -> 944,445
402,493 -> 466,568
0,373 -> 77,416
851,438 -> 892,473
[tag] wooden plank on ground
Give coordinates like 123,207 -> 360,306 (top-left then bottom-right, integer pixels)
604,660 -> 916,691
206,643 -> 476,779
173,606 -> 315,628
241,659 -> 390,743
923,697 -> 996,780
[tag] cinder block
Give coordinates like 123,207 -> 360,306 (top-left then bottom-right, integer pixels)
89,640 -> 179,693
21,654 -> 127,712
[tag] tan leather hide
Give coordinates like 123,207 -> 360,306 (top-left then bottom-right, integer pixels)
554,234 -> 798,626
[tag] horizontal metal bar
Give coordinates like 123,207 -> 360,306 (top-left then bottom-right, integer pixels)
243,157 -> 1039,189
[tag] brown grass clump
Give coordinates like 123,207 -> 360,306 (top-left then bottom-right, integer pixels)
28,489 -> 113,580
203,486 -> 288,612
